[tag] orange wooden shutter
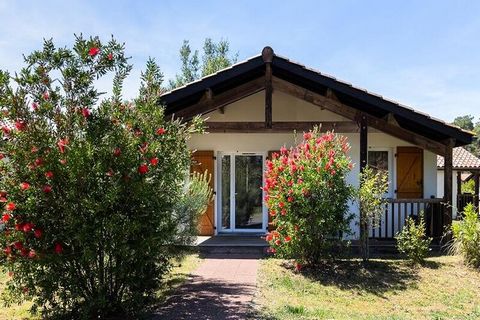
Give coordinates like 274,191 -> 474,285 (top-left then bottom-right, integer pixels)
396,147 -> 423,199
267,151 -> 279,231
191,150 -> 215,236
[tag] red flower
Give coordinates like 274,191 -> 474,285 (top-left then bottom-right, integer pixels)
295,262 -> 303,272
267,247 -> 276,254
107,53 -> 113,60
20,182 -> 30,191
31,146 -> 39,153
35,158 -> 44,167
57,138 -> 69,153
45,171 -> 54,179
28,250 -> 36,259
287,196 -> 293,203
88,47 -> 100,56
106,169 -> 114,177
59,159 -> 67,165
14,241 -> 23,250
138,163 -> 149,175
81,108 -> 90,118
42,91 -> 49,100
32,102 -> 39,111
281,209 -> 287,216
1,213 -> 10,223
34,229 -> 43,239
20,248 -> 29,257
3,246 -> 12,255
275,239 -> 282,246
15,223 -> 23,231
42,185 -> 52,193
0,153 -> 4,160
279,202 -> 285,208
15,120 -> 27,131
113,147 -> 121,157
150,157 -> 159,166
156,127 -> 166,135
0,191 -> 6,202
54,243 -> 63,254
1,126 -> 11,135
269,210 -> 277,217
284,236 -> 292,243
280,146 -> 287,154
6,202 -> 16,211
265,233 -> 273,242
23,223 -> 33,233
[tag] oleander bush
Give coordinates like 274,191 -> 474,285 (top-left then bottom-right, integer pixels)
263,130 -> 355,267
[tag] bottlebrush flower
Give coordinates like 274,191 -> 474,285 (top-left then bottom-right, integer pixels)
34,229 -> 42,239
54,243 -> 63,254
59,159 -> 67,165
57,138 -> 68,153
43,91 -> 49,100
0,153 -> 4,160
14,241 -> 23,250
150,157 -> 159,166
107,53 -> 113,60
28,250 -> 36,259
45,171 -> 54,179
6,202 -> 16,211
1,213 -> 10,223
42,185 -> 52,193
113,148 -> 121,157
156,127 -> 166,135
3,246 -> 12,255
15,120 -> 27,131
20,182 -> 30,191
275,239 -> 282,246
88,47 -> 100,56
35,158 -> 44,167
138,163 -> 149,175
81,108 -> 90,118
265,233 -> 273,241
284,236 -> 292,243
303,132 -> 312,140
32,102 -> 39,111
1,126 -> 11,135
23,223 -> 33,233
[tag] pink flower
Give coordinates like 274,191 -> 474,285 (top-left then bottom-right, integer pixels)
303,132 -> 312,140
280,146 -> 287,154
45,171 -> 54,179
43,91 -> 49,100
23,223 -> 33,233
1,126 -> 11,135
34,229 -> 42,239
107,53 -> 113,61
42,185 -> 52,193
88,47 -> 100,57
28,250 -> 36,259
113,148 -> 121,157
57,138 -> 69,153
14,241 -> 23,250
81,108 -> 90,118
31,102 -> 39,111
284,236 -> 292,243
3,246 -> 12,255
34,158 -> 44,167
156,127 -> 166,135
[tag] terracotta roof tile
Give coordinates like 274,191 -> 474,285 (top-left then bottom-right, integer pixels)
437,147 -> 480,169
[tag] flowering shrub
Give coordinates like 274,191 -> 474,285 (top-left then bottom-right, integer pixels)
263,130 -> 354,267
0,36 -> 205,318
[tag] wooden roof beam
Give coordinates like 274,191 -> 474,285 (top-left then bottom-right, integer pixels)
272,76 -> 447,156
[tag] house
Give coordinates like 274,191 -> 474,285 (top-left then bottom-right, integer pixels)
437,147 -> 480,217
160,47 -> 474,240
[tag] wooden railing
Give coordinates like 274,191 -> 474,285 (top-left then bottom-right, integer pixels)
457,194 -> 479,217
370,198 -> 444,239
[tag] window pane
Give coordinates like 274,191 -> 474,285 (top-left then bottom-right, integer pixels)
221,155 -> 230,229
235,155 -> 263,229
368,151 -> 389,172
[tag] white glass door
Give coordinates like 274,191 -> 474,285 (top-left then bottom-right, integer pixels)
218,153 -> 266,233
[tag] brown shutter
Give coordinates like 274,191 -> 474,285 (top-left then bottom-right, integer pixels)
396,147 -> 423,199
191,150 -> 215,236
267,151 -> 279,231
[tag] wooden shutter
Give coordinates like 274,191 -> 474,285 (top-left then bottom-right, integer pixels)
267,151 -> 279,231
191,151 -> 215,236
396,147 -> 423,199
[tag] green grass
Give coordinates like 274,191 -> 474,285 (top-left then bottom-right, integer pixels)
0,253 -> 202,319
256,255 -> 480,320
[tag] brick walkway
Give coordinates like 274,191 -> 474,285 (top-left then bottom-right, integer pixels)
153,254 -> 260,320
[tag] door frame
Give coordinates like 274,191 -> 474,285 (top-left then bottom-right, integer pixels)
216,151 -> 268,234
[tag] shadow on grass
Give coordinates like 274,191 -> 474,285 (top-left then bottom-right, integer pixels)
287,258 -> 426,297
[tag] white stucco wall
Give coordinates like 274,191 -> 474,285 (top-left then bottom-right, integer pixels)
190,91 -> 439,239
437,170 -> 459,218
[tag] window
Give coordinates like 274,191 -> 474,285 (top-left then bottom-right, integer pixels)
368,150 -> 389,172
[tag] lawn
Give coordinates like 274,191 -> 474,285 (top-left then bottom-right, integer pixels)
0,253 -> 202,319
256,255 -> 480,320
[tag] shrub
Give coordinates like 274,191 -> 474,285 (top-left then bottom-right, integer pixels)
263,130 -> 355,266
396,214 -> 432,264
358,166 -> 389,261
451,203 -> 480,268
0,36 -> 206,318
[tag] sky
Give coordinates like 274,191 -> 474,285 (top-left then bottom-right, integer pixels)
0,0 -> 479,122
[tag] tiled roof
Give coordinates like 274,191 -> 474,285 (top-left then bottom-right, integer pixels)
437,147 -> 480,169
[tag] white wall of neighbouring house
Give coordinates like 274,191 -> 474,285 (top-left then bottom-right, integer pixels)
437,169 -> 459,218
189,90 -> 438,239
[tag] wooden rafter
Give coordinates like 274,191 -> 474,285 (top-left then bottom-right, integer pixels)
171,77 -> 265,120
205,121 -> 358,133
272,76 -> 447,156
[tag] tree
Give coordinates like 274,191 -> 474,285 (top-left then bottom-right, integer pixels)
358,167 -> 389,262
168,38 -> 238,89
0,36 -> 207,318
452,114 -> 479,157
263,130 -> 355,268
453,115 -> 475,131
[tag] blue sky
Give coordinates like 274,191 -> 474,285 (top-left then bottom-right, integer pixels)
1,0 -> 479,122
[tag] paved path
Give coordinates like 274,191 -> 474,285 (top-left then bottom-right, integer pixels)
153,254 -> 260,320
